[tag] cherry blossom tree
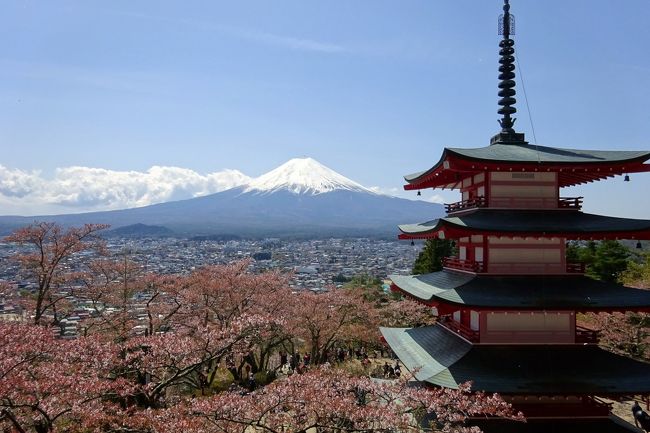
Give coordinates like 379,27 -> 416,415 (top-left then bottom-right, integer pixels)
1,243 -> 523,433
181,261 -> 294,380
146,367 -> 523,433
79,256 -> 183,341
587,311 -> 649,360
379,297 -> 437,328
116,312 -> 278,407
0,321 -> 127,433
3,222 -> 109,325
291,289 -> 379,364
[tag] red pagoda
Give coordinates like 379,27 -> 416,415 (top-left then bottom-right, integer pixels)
380,2 -> 650,432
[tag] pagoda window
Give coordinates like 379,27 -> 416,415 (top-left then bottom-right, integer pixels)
470,310 -> 480,331
481,311 -> 575,344
475,246 -> 484,262
488,172 -> 559,209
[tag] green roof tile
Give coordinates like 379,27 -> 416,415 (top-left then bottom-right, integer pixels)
390,271 -> 650,310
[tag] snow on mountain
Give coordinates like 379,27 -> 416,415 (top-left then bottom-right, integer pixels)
244,157 -> 373,195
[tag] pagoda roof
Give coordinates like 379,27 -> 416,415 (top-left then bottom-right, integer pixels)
398,209 -> 650,239
390,271 -> 650,311
404,144 -> 650,190
380,324 -> 650,395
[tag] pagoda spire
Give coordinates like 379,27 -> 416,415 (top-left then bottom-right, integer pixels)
491,0 -> 527,145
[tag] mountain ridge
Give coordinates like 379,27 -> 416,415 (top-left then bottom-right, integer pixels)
0,158 -> 443,238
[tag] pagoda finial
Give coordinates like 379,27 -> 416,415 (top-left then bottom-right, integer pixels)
491,0 -> 527,145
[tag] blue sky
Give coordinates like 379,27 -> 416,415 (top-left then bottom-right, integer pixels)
1,0 -> 650,216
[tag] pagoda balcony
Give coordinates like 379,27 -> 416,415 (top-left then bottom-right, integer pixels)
444,197 -> 487,214
510,396 -> 612,418
448,196 -> 584,213
439,317 -> 480,343
558,196 -> 584,210
443,258 -> 585,275
440,321 -> 599,345
443,257 -> 485,273
566,262 -> 586,274
575,325 -> 599,344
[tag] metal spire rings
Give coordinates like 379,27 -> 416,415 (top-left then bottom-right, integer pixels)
491,0 -> 526,145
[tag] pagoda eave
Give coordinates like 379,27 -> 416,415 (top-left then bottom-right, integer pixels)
399,227 -> 650,241
389,272 -> 650,312
392,283 -> 650,314
399,210 -> 650,241
404,148 -> 650,190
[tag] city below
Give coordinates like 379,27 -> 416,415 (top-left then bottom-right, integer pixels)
0,235 -> 420,336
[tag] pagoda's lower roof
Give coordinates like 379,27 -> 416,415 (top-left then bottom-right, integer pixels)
380,324 -> 650,395
390,271 -> 650,311
398,209 -> 650,239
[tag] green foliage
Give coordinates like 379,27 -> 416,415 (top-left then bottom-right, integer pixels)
209,368 -> 235,392
565,241 -> 581,263
253,370 -> 276,386
344,274 -> 388,304
332,273 -> 352,283
621,252 -> 650,287
589,240 -> 631,282
412,239 -> 454,275
567,240 -> 631,282
347,274 -> 382,288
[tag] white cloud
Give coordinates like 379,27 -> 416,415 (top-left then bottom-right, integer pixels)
368,186 -> 400,196
0,166 -> 42,198
0,164 -> 251,216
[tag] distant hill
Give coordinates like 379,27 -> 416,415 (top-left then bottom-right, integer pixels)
106,223 -> 174,238
0,158 -> 444,239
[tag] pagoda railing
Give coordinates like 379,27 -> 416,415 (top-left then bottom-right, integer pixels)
440,317 -> 480,343
558,196 -> 584,210
444,258 -> 584,275
444,197 -> 487,214
440,320 -> 598,345
443,257 -> 485,273
485,196 -> 584,210
566,261 -> 586,274
513,396 -> 611,417
575,325 -> 599,344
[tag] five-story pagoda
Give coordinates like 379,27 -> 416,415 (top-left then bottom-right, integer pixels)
380,1 -> 650,432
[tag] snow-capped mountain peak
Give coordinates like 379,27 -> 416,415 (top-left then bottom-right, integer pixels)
244,157 -> 372,195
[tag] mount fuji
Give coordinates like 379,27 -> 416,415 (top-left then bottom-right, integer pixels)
0,158 -> 443,238
244,157 -> 371,195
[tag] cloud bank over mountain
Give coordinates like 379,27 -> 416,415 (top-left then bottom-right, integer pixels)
0,165 -> 251,215
0,158 -> 445,216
